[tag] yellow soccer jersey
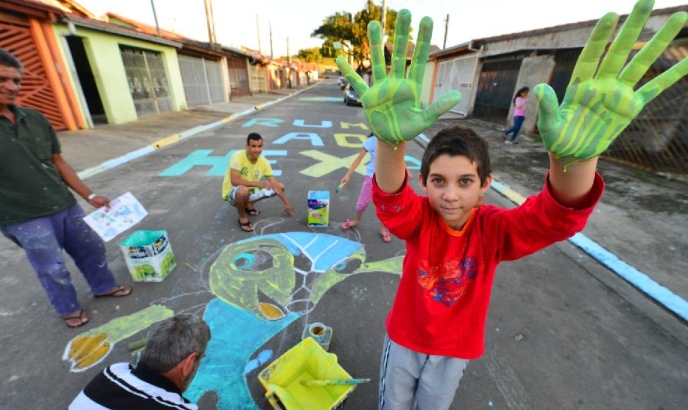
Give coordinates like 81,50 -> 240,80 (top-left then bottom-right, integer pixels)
221,150 -> 274,199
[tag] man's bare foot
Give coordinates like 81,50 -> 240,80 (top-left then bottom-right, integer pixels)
63,309 -> 89,328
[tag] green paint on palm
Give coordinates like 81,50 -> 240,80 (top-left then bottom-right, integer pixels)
337,10 -> 461,145
536,0 -> 688,163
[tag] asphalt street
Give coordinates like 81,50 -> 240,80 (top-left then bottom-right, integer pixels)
1,80 -> 687,410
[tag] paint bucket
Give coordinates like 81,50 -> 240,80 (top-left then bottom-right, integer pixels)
302,322 -> 333,351
308,322 -> 326,343
307,191 -> 330,228
258,337 -> 356,410
119,230 -> 176,282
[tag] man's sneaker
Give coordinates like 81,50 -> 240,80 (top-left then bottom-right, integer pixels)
504,140 -> 512,144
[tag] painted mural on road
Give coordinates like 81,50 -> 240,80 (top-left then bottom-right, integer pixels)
157,117 -> 422,178
64,232 -> 403,409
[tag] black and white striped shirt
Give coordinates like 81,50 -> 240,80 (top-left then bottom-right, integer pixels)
69,362 -> 197,410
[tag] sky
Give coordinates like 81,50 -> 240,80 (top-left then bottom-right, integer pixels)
75,0 -> 687,58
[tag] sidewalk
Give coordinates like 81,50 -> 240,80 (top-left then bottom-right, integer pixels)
58,86 -> 310,176
57,82 -> 688,340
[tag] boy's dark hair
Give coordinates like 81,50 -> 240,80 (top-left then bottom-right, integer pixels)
420,125 -> 492,186
0,48 -> 23,71
246,132 -> 263,145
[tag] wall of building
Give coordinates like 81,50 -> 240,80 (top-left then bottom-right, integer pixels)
480,12 -> 679,58
53,24 -> 186,124
420,60 -> 435,108
511,54 -> 555,133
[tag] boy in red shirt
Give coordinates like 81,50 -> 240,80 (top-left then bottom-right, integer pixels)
336,1 -> 688,408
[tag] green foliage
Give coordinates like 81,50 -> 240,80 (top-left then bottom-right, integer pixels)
310,0 -> 401,69
297,47 -> 324,63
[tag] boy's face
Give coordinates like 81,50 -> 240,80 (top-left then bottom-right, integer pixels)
246,138 -> 263,161
420,154 -> 491,230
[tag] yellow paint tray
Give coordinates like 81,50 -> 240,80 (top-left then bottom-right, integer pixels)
258,337 -> 356,409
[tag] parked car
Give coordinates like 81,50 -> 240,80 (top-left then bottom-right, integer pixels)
343,84 -> 361,106
337,76 -> 348,89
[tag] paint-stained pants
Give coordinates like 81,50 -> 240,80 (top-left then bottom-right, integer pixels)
378,334 -> 468,410
355,176 -> 374,213
1,203 -> 116,315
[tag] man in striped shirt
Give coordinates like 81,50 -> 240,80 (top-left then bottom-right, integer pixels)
69,314 -> 210,409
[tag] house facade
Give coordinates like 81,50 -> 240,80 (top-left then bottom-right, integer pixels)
426,5 -> 688,175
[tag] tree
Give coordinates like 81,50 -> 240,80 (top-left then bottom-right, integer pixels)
311,11 -> 354,59
311,1 -> 402,71
298,47 -> 323,63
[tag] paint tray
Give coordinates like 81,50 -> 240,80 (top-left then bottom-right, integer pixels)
258,337 -> 355,409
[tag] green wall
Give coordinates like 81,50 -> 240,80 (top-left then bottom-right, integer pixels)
53,24 -> 187,125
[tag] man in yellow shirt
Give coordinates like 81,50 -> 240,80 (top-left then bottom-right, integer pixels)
222,133 -> 293,232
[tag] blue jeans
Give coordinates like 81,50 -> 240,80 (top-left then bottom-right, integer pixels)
1,203 -> 116,314
504,115 -> 525,142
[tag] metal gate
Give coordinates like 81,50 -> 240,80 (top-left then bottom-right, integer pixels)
120,46 -> 172,117
178,55 -> 225,107
227,54 -> 250,97
472,59 -> 522,123
605,45 -> 688,175
0,18 -> 66,129
435,56 -> 478,116
549,49 -> 580,105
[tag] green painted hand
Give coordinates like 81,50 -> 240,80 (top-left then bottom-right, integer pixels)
336,10 -> 461,145
536,0 -> 688,162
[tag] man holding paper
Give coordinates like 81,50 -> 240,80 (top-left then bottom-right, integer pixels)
0,48 -> 131,328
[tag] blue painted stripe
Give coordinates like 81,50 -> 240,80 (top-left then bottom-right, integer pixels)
416,133 -> 430,143
569,233 -> 688,321
101,147 -> 156,169
489,178 -> 688,322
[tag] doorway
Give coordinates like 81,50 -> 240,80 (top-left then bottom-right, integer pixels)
65,36 -> 106,124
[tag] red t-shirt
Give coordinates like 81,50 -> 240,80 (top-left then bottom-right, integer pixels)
373,172 -> 604,359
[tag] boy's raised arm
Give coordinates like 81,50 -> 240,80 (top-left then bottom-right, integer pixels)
336,11 -> 461,193
536,0 -> 688,208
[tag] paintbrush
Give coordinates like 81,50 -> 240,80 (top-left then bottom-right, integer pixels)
335,182 -> 346,193
293,215 -> 315,232
300,378 -> 370,386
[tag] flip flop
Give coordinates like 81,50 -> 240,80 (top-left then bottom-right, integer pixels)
95,285 -> 132,298
238,219 -> 254,232
380,231 -> 392,243
63,309 -> 89,328
245,208 -> 260,216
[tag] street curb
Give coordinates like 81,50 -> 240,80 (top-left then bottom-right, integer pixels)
75,87 -> 311,181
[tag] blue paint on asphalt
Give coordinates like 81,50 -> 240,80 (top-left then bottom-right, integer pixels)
185,299 -> 298,409
489,179 -> 688,322
158,149 -> 287,177
569,233 -> 688,321
101,146 -> 156,170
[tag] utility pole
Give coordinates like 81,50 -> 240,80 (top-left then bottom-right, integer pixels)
443,14 -> 449,49
203,0 -> 217,48
149,0 -> 160,37
256,15 -> 262,54
381,0 -> 388,36
269,22 -> 274,59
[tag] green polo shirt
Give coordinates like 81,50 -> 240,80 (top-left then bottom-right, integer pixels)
0,106 -> 75,225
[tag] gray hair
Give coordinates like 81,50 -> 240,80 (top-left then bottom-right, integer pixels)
140,313 -> 211,373
0,48 -> 23,71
